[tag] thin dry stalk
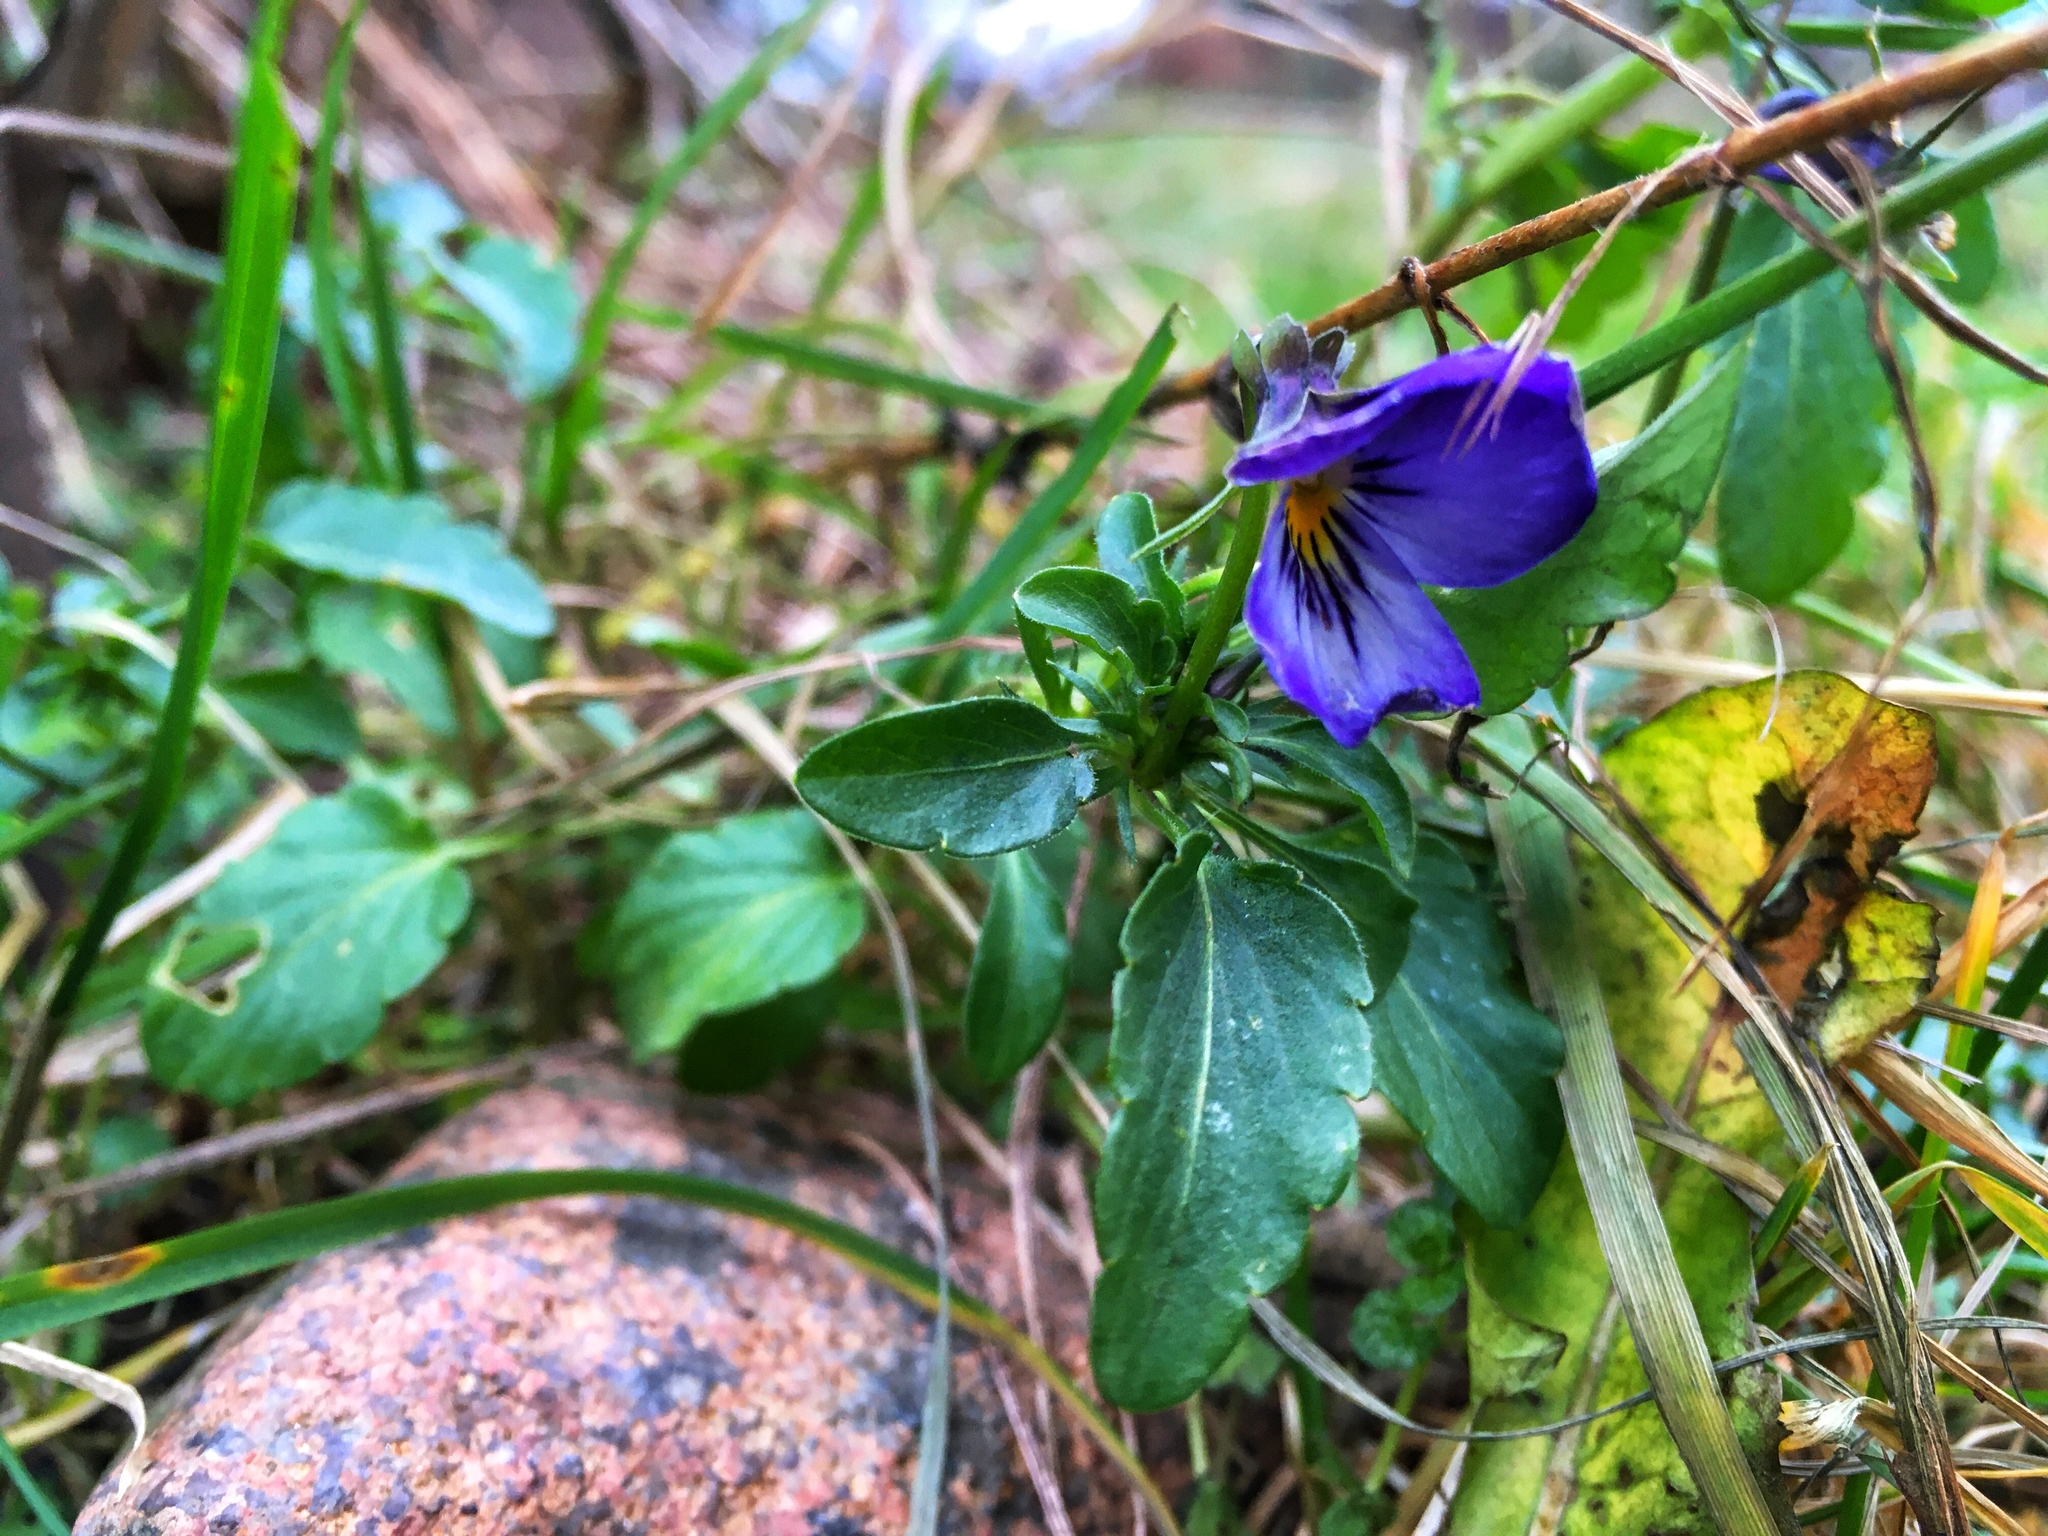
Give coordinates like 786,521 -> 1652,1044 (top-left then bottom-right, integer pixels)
692,0 -> 890,339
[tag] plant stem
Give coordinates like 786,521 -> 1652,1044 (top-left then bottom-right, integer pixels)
1134,484 -> 1269,787
1581,99 -> 2048,404
1640,190 -> 1739,427
0,0 -> 302,1201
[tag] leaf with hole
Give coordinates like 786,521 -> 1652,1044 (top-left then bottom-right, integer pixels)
963,850 -> 1070,1084
261,480 -> 553,637
596,810 -> 865,1056
796,698 -> 1095,856
1091,834 -> 1372,1410
140,788 -> 472,1104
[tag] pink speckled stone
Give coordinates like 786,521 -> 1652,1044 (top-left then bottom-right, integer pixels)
75,1065 -> 1144,1536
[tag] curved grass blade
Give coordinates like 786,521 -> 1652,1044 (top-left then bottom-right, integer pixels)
935,310 -> 1180,636
0,1168 -> 1181,1536
1491,789 -> 1783,1536
0,0 -> 303,1193
709,324 -> 1040,420
535,0 -> 838,539
308,0 -> 387,488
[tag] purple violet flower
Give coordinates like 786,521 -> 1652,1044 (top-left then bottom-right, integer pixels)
1225,337 -> 1597,747
1755,87 -> 1898,185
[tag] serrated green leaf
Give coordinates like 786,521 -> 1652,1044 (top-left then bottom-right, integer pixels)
1091,835 -> 1372,1410
217,667 -> 360,761
1096,491 -> 1187,638
140,787 -> 471,1103
1246,716 -> 1414,875
305,582 -> 456,735
1386,1198 -> 1459,1275
1714,205 -> 1891,602
1368,837 -> 1563,1230
599,810 -> 865,1055
1432,344 -> 1744,714
441,235 -> 581,401
1014,566 -> 1173,685
1348,1289 -> 1437,1371
964,850 -> 1070,1083
795,698 -> 1094,856
261,480 -> 554,636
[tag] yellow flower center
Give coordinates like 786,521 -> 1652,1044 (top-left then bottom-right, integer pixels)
1285,469 -> 1344,568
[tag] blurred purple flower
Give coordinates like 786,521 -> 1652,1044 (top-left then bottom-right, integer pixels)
1225,339 -> 1597,746
1755,86 -> 1898,185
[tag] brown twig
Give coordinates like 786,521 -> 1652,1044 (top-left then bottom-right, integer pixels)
1137,24 -> 2048,414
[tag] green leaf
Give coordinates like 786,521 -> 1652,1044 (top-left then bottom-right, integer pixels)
1944,188 -> 1999,305
261,480 -> 554,637
140,788 -> 471,1103
1386,1198 -> 1459,1275
1096,491 -> 1187,637
964,850 -> 1070,1083
1246,716 -> 1415,875
442,235 -> 581,401
1091,835 -> 1373,1410
1433,344 -> 1744,714
1367,837 -> 1563,1230
305,582 -> 456,735
678,980 -> 836,1094
1714,206 -> 1891,602
217,667 -> 360,760
1247,818 -> 1414,992
796,698 -> 1095,856
1014,566 -> 1173,685
1464,1271 -> 1567,1401
598,809 -> 865,1056
1348,1289 -> 1437,1371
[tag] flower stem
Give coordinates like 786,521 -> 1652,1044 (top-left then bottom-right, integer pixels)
1134,484 -> 1270,788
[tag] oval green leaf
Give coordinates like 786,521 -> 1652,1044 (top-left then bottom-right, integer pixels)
795,698 -> 1094,856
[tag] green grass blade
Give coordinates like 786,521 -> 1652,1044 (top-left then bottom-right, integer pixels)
0,1168 -> 1181,1536
1753,1146 -> 1830,1266
352,137 -> 422,493
935,310 -> 1181,636
0,1436 -> 66,1536
1581,102 -> 2048,406
68,219 -> 224,286
1781,17 -> 1980,49
1491,788 -> 1782,1536
0,0 -> 303,1193
536,0 -> 838,538
308,0 -> 387,489
0,774 -> 140,866
711,324 -> 1041,418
